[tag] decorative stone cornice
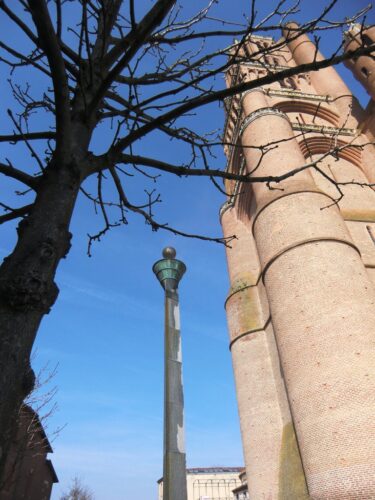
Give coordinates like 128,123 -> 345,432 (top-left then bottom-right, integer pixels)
219,200 -> 232,219
247,34 -> 274,42
266,88 -> 332,102
291,122 -> 357,136
343,22 -> 362,45
240,107 -> 289,136
240,87 -> 265,105
234,34 -> 274,46
242,60 -> 290,71
240,85 -> 333,113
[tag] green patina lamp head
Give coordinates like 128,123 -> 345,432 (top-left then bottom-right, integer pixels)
153,247 -> 186,290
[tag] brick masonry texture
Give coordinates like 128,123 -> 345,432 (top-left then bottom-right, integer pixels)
221,23 -> 375,500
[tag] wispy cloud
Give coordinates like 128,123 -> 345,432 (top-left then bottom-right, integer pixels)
58,271 -> 160,319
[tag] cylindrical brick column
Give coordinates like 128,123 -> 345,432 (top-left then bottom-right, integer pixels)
241,91 -> 375,499
353,134 -> 375,184
221,202 -> 308,499
283,23 -> 364,128
344,25 -> 375,100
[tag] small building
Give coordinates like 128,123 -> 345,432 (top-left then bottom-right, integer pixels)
0,405 -> 58,500
158,466 -> 243,499
232,469 -> 249,500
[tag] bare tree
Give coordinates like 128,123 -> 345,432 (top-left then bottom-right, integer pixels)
0,0 -> 374,480
60,477 -> 94,500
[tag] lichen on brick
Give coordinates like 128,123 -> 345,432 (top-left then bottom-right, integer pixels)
278,422 -> 309,499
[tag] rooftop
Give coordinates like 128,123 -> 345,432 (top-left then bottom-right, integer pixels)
157,466 -> 244,483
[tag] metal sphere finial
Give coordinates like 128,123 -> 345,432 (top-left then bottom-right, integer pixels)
162,247 -> 176,259
153,247 -> 186,290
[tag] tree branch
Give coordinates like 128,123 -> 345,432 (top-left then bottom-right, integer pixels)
0,162 -> 39,190
0,204 -> 33,224
27,0 -> 71,159
89,0 -> 176,113
111,41 -> 375,154
0,0 -> 80,64
109,166 -> 234,245
0,132 -> 56,144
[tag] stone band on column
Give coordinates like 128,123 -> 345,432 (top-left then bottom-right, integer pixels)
239,107 -> 290,136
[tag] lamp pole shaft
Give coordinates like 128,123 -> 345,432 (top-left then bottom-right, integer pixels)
163,287 -> 187,500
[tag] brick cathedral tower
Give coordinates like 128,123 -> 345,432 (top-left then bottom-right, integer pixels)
221,24 -> 375,499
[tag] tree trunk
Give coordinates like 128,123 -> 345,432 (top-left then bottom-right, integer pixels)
0,162 -> 81,479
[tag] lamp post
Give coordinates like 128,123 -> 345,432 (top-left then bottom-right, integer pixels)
153,247 -> 188,500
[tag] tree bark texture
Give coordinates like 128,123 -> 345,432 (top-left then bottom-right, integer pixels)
0,162 -> 81,477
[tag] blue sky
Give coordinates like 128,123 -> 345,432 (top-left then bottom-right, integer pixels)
0,1 -> 373,498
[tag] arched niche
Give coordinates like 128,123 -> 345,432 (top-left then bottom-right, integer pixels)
299,137 -> 375,218
274,100 -> 340,127
225,143 -> 254,225
225,141 -> 244,197
299,137 -> 362,167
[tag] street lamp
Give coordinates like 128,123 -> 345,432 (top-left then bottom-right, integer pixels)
153,247 -> 188,500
